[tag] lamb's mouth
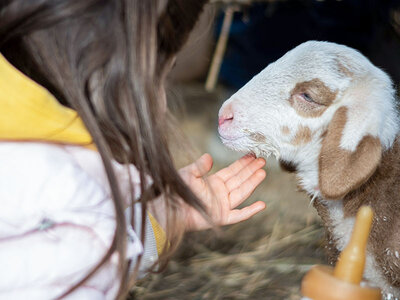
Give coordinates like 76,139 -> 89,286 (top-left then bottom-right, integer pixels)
244,129 -> 267,144
243,130 -> 281,159
218,134 -> 247,142
220,132 -> 280,159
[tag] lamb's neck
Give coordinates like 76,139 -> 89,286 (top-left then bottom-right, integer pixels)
293,153 -> 321,198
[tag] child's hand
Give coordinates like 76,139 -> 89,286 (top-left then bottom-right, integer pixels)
179,153 -> 266,231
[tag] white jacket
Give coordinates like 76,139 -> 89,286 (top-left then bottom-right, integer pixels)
0,142 -> 159,299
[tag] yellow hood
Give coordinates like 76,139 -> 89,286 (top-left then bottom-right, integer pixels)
0,53 -> 93,148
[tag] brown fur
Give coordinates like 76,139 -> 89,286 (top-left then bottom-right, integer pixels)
281,126 -> 290,135
318,107 -> 382,199
289,96 -> 327,118
243,129 -> 267,143
340,138 -> 400,286
249,132 -> 267,143
312,199 -> 341,265
291,125 -> 312,145
289,78 -> 338,118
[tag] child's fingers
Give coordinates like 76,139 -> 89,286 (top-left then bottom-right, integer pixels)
229,168 -> 266,209
226,201 -> 266,225
216,154 -> 255,181
225,158 -> 265,192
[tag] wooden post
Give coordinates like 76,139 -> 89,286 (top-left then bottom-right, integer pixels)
205,5 -> 237,92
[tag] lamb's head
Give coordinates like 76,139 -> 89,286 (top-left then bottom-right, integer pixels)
218,41 -> 399,200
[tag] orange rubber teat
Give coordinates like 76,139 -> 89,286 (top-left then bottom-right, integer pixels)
301,206 -> 381,300
333,206 -> 373,284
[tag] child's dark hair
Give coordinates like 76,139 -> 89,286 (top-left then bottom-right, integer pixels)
0,0 -> 208,298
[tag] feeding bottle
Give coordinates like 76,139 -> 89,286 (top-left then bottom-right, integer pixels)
301,206 -> 381,300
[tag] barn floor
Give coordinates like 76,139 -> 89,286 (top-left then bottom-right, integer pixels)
130,82 -> 327,300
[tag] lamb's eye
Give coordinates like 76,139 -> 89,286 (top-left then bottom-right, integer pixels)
301,93 -> 314,103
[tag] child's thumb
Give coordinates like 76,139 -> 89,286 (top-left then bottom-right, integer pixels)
185,153 -> 213,177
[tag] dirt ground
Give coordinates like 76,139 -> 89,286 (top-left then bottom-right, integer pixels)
130,82 -> 327,300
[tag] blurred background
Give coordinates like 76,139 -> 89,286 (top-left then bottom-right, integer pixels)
131,0 -> 400,299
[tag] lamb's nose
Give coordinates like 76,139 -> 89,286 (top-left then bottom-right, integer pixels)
218,115 -> 233,126
218,104 -> 234,126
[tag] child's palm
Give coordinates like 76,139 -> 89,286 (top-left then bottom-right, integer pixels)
179,154 -> 266,231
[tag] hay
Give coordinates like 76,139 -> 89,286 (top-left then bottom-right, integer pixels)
129,83 -> 327,299
130,218 -> 325,299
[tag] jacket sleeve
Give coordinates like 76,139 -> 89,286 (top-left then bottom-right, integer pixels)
65,143 -> 167,276
125,205 -> 167,278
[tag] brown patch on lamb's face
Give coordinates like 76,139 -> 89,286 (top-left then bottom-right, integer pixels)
243,129 -> 267,143
249,132 -> 267,143
291,125 -> 312,145
281,126 -> 290,135
318,106 -> 382,199
312,199 -> 341,265
289,78 -> 338,118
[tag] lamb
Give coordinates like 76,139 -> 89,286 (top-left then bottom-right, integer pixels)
218,41 -> 400,299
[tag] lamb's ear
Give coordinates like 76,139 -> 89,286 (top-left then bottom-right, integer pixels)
319,106 -> 382,199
